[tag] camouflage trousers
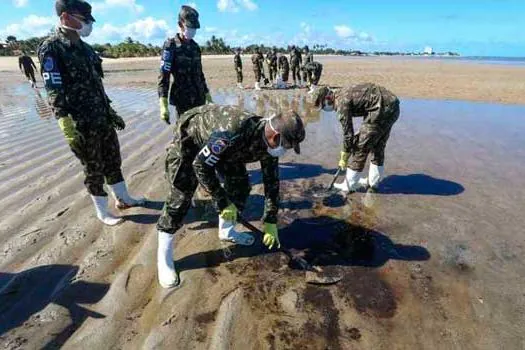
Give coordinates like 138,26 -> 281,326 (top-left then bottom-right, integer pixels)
236,68 -> 243,83
253,68 -> 262,82
349,100 -> 400,171
310,66 -> 323,85
70,124 -> 124,196
157,140 -> 252,234
291,64 -> 301,83
280,68 -> 289,82
268,65 -> 277,81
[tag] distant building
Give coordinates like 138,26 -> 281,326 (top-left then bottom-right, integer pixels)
423,46 -> 434,55
0,42 -> 6,49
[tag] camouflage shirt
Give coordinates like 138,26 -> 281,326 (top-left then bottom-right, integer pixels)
304,61 -> 322,73
290,48 -> 302,66
278,55 -> 289,70
234,53 -> 242,69
335,83 -> 399,153
266,52 -> 277,68
19,55 -> 36,72
158,33 -> 209,107
304,52 -> 314,64
176,104 -> 279,223
38,28 -> 112,128
251,52 -> 264,71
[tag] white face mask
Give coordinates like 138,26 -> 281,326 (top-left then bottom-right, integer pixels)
264,116 -> 288,158
62,18 -> 93,37
183,27 -> 197,40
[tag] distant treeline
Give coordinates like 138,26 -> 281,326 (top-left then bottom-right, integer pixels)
1,34 -> 459,58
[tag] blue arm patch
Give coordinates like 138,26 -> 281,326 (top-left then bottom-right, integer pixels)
160,49 -> 172,72
42,55 -> 62,88
197,136 -> 231,168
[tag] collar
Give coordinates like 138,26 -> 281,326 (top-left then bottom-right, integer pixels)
56,27 -> 83,48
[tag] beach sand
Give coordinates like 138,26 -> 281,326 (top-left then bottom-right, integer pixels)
1,56 -> 525,349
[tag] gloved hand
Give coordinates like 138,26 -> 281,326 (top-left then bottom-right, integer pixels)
236,67 -> 242,72
109,108 -> 125,130
205,92 -> 213,104
58,116 -> 83,151
338,151 -> 350,169
263,223 -> 280,249
159,97 -> 170,125
219,203 -> 238,222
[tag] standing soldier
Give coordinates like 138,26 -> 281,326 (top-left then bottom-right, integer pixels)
289,45 -> 303,87
277,53 -> 290,83
251,47 -> 265,90
302,45 -> 313,87
312,83 -> 400,192
158,5 -> 212,125
38,0 -> 144,226
266,48 -> 278,82
156,105 -> 306,288
19,51 -> 37,88
233,47 -> 243,89
303,61 -> 323,92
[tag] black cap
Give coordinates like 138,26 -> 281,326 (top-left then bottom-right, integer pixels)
271,110 -> 306,154
56,0 -> 95,22
179,5 -> 200,29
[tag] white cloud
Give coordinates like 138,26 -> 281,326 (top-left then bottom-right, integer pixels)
13,0 -> 28,8
204,27 -> 217,33
89,17 -> 171,43
0,15 -> 55,39
217,0 -> 257,12
186,2 -> 198,9
92,0 -> 144,14
334,25 -> 354,39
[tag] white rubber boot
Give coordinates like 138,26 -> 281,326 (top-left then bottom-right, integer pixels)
308,84 -> 317,94
369,164 -> 385,189
255,82 -> 261,91
109,181 -> 146,210
90,196 -> 123,226
237,83 -> 244,89
334,169 -> 365,193
218,217 -> 255,246
157,230 -> 178,288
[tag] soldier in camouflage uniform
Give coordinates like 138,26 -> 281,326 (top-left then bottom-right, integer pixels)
266,48 -> 278,82
277,53 -> 290,82
38,0 -> 144,226
251,47 -> 265,90
156,104 -> 306,288
302,45 -> 314,86
312,83 -> 400,192
303,61 -> 323,91
233,47 -> 243,89
18,52 -> 37,88
289,45 -> 303,87
158,5 -> 212,125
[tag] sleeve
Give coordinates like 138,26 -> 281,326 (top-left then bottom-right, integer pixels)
18,57 -> 22,70
198,45 -> 209,94
30,57 -> 37,69
157,40 -> 173,98
38,43 -> 70,120
337,101 -> 355,153
192,132 -> 233,211
260,156 -> 280,224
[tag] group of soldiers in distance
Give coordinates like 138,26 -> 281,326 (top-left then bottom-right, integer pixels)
233,45 -> 323,93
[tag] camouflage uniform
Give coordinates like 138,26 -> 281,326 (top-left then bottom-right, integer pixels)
234,52 -> 243,83
19,54 -> 37,83
157,105 -> 286,234
266,51 -> 278,81
303,61 -> 323,85
158,33 -> 209,116
251,51 -> 264,82
335,83 -> 400,171
290,47 -> 302,84
38,28 -> 123,196
302,50 -> 314,83
277,55 -> 289,82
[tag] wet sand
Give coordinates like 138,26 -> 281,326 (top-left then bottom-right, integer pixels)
1,59 -> 525,349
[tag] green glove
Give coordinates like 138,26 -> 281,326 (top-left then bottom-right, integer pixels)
109,108 -> 125,130
263,223 -> 280,249
338,151 -> 350,169
159,97 -> 170,125
219,203 -> 238,222
205,92 -> 213,104
58,116 -> 83,151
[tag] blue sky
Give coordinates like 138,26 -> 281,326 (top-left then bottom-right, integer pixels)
1,0 -> 524,56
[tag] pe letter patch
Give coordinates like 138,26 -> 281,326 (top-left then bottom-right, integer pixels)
42,56 -> 62,88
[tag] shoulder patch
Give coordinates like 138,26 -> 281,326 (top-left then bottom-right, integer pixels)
210,138 -> 229,155
43,56 -> 55,71
160,49 -> 172,72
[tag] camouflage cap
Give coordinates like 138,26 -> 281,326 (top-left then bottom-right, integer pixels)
56,0 -> 95,22
178,5 -> 200,29
311,86 -> 331,108
271,110 -> 306,154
